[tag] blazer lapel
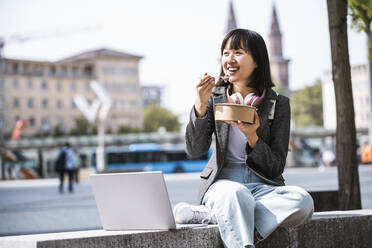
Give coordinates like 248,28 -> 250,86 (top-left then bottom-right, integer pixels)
212,87 -> 229,160
257,89 -> 278,129
258,99 -> 273,128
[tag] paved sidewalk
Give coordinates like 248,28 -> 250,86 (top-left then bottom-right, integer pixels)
0,172 -> 202,188
0,178 -> 59,188
1,165 -> 371,187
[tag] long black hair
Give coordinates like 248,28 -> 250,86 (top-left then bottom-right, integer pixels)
216,29 -> 274,94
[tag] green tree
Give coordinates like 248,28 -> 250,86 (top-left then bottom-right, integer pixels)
143,104 -> 181,132
327,0 -> 361,210
348,0 -> 372,144
291,80 -> 323,127
272,80 -> 286,95
53,125 -> 65,137
348,0 -> 372,60
118,125 -> 142,134
105,127 -> 113,134
70,116 -> 94,136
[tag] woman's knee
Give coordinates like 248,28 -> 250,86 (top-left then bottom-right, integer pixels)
278,186 -> 314,217
210,180 -> 255,207
289,186 -> 314,217
276,186 -> 314,227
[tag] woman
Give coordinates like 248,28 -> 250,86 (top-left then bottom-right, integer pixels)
173,29 -> 314,248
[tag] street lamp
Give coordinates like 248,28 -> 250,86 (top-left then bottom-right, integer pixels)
74,80 -> 112,172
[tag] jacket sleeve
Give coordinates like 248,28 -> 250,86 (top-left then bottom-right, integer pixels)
185,97 -> 215,158
245,96 -> 290,179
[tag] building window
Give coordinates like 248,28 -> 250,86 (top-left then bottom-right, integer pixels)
29,117 -> 35,126
57,100 -> 63,109
33,65 -> 42,76
15,115 -> 20,122
60,66 -> 67,77
27,98 -> 34,108
57,81 -> 62,91
85,82 -> 90,92
72,67 -> 78,77
23,64 -> 30,75
0,79 -> 3,89
1,62 -> 7,74
42,98 -> 48,109
71,100 -> 76,109
83,65 -> 93,77
12,63 -> 18,74
27,80 -> 33,89
49,66 -> 56,76
41,117 -> 51,133
13,98 -> 20,108
41,80 -> 47,90
13,79 -> 19,89
71,82 -> 76,91
57,116 -> 64,128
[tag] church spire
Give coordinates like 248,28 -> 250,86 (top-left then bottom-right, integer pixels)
270,4 -> 281,36
269,3 -> 283,58
268,3 -> 290,95
226,0 -> 237,34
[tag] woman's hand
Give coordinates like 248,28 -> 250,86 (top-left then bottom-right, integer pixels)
194,73 -> 215,117
224,111 -> 260,148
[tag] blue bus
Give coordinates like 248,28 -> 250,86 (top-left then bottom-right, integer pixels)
91,143 -> 212,173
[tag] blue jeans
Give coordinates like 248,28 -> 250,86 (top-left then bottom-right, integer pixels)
202,163 -> 314,248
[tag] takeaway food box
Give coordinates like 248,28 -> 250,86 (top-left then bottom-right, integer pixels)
215,103 -> 256,124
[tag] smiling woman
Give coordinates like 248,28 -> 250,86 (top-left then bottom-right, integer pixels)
174,29 -> 314,248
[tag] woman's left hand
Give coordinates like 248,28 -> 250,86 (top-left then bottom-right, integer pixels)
224,111 -> 260,148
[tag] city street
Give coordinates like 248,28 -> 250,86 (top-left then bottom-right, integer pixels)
0,165 -> 371,237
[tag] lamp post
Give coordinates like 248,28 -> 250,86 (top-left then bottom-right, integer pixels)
74,80 -> 112,172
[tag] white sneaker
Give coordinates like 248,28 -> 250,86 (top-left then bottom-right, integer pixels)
173,202 -> 215,224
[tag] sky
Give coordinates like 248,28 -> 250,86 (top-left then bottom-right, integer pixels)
0,0 -> 367,125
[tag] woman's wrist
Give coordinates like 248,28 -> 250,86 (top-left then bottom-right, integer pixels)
194,99 -> 207,117
246,133 -> 259,148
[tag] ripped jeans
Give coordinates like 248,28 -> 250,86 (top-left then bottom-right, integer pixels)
202,163 -> 314,248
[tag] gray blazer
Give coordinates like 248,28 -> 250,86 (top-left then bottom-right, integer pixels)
185,86 -> 290,204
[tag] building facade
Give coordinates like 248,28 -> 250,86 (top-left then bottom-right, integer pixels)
322,64 -> 370,130
141,85 -> 163,107
1,48 -> 144,136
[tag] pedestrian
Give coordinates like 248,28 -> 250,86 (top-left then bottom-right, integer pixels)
55,142 -> 76,193
322,149 -> 335,167
173,29 -> 314,248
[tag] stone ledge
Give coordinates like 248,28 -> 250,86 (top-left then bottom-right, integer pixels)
1,209 -> 372,248
309,190 -> 339,212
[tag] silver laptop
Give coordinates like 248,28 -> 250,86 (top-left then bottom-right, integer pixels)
90,171 -> 207,230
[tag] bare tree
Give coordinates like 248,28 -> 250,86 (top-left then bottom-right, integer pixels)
327,0 -> 362,209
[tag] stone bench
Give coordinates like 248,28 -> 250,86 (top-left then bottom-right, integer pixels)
309,190 -> 339,212
1,209 -> 371,248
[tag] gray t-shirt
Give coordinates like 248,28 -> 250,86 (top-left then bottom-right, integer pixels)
225,125 -> 247,164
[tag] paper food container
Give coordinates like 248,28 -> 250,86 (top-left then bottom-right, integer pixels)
215,103 -> 256,124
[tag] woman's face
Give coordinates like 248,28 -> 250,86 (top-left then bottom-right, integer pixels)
221,38 -> 257,84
